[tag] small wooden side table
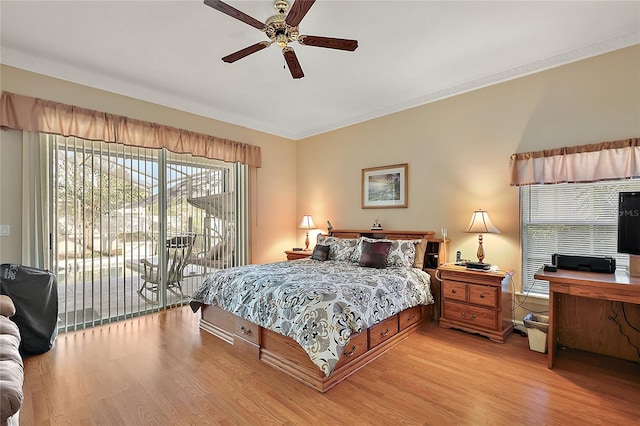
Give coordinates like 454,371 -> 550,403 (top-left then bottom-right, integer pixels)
285,250 -> 312,261
438,264 -> 514,343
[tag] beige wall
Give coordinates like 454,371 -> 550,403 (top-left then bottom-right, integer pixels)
296,45 -> 640,299
1,46 -> 639,316
0,65 -> 297,265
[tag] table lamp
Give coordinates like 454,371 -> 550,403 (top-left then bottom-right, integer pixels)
466,209 -> 500,263
298,214 -> 316,250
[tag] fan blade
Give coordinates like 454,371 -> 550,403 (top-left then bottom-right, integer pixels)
204,0 -> 265,30
298,35 -> 358,51
222,42 -> 270,63
285,0 -> 316,27
283,47 -> 304,79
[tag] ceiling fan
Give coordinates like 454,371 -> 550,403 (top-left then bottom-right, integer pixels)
204,0 -> 358,79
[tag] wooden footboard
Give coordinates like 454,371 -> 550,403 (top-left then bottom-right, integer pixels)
199,304 -> 432,392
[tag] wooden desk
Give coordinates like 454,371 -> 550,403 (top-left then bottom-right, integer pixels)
534,267 -> 640,368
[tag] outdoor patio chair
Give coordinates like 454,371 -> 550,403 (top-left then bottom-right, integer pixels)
138,235 -> 196,304
185,238 -> 234,275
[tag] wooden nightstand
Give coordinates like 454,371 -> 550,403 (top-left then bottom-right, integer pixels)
438,264 -> 514,343
285,250 -> 312,261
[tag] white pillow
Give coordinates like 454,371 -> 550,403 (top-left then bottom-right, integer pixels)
316,235 -> 359,261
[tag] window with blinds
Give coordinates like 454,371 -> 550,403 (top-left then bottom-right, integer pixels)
50,135 -> 248,331
521,180 -> 640,295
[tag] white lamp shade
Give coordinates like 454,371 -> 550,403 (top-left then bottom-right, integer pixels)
466,210 -> 500,234
298,215 -> 316,230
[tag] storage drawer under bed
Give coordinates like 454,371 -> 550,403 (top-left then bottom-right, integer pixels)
399,306 -> 422,330
368,316 -> 399,348
333,331 -> 368,370
234,317 -> 260,345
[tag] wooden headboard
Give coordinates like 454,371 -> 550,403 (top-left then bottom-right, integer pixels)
327,229 -> 448,270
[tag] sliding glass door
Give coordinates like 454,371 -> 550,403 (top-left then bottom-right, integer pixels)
50,135 -> 247,332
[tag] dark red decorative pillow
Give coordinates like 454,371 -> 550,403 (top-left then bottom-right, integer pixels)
358,240 -> 391,268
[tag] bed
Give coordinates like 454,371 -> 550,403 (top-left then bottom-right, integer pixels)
189,229 -> 445,392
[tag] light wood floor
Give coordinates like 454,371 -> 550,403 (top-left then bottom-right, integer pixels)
21,306 -> 639,425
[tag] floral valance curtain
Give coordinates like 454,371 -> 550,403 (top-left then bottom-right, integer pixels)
0,91 -> 261,168
509,138 -> 639,186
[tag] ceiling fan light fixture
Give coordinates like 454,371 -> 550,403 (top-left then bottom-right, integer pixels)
276,33 -> 289,47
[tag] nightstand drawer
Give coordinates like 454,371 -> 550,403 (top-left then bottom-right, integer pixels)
442,300 -> 498,330
442,281 -> 467,302
334,331 -> 368,370
399,306 -> 421,330
368,316 -> 399,348
468,284 -> 498,308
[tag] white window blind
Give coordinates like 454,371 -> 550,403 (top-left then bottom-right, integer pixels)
521,180 -> 640,295
50,135 -> 248,331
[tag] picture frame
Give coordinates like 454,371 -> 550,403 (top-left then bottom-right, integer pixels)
361,163 -> 408,209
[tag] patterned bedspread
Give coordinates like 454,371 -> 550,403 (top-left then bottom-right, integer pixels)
190,259 -> 433,376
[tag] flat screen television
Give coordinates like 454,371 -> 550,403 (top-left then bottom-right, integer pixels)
618,191 -> 640,256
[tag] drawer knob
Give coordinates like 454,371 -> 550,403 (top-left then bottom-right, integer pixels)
461,312 -> 477,320
240,326 -> 251,336
380,328 -> 390,337
407,313 -> 416,321
480,293 -> 485,298
451,289 -> 457,294
343,345 -> 358,357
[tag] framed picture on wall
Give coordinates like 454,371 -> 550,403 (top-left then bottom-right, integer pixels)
361,163 -> 408,209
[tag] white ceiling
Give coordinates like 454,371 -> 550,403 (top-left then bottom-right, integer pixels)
1,1 -> 639,140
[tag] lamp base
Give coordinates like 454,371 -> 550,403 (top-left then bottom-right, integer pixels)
476,234 -> 485,263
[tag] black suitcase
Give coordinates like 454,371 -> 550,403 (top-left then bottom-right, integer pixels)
0,264 -> 58,355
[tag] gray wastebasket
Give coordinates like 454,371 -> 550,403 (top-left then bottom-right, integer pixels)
523,313 -> 549,353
